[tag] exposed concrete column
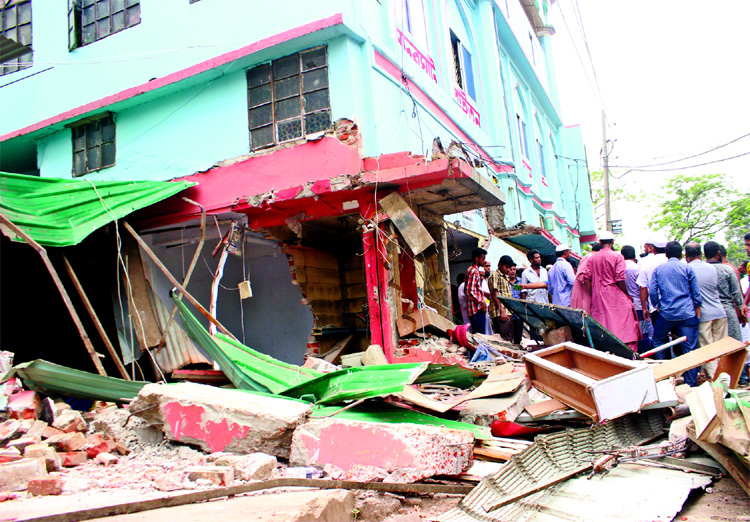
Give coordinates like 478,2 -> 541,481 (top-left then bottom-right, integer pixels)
362,223 -> 396,360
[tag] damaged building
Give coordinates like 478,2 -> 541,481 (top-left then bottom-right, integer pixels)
0,0 -> 594,372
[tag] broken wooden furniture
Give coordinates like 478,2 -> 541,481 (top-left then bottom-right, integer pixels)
524,342 -> 658,422
652,337 -> 749,389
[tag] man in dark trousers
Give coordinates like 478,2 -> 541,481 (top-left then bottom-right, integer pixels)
465,247 -> 488,334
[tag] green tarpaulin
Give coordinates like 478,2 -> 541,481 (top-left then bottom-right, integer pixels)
0,171 -> 195,247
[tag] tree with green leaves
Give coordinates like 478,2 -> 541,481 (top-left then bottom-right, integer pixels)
647,173 -> 750,252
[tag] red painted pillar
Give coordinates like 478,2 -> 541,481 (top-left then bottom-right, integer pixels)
362,222 -> 395,361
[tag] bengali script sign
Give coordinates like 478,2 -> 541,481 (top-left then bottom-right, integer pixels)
396,28 -> 437,83
453,87 -> 481,127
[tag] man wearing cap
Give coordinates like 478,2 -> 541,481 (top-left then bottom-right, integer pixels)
548,244 -> 575,306
581,231 -> 640,351
489,255 -> 515,341
520,249 -> 549,304
637,234 -> 669,325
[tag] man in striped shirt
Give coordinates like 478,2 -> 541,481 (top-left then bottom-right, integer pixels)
466,247 -> 488,334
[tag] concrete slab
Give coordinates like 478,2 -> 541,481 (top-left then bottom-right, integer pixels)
131,383 -> 311,458
85,489 -> 356,522
290,419 -> 473,482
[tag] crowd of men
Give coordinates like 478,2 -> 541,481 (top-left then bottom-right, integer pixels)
456,231 -> 750,387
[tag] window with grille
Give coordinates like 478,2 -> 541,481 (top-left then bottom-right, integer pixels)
68,0 -> 140,50
246,47 -> 332,150
450,30 -> 475,101
71,114 -> 116,176
0,0 -> 32,77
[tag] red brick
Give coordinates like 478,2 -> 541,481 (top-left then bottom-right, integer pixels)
85,434 -> 117,459
0,457 -> 47,492
6,435 -> 41,452
113,441 -> 131,456
186,466 -> 234,486
23,444 -> 61,472
27,476 -> 63,496
0,447 -> 22,464
47,432 -> 86,452
0,419 -> 22,443
24,420 -> 48,439
52,410 -> 87,433
41,426 -> 64,440
59,451 -> 88,467
8,391 -> 40,420
94,452 -> 118,466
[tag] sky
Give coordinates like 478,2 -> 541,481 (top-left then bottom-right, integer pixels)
550,0 -> 750,252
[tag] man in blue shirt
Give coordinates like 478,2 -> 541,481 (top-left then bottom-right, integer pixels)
649,241 -> 703,386
548,244 -> 575,306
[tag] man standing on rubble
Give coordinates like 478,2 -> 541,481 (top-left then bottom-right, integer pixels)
489,255 -> 515,341
650,241 -> 702,386
466,247 -> 488,335
520,250 -> 549,304
637,234 -> 669,348
623,245 -> 650,353
547,244 -> 575,306
685,242 -> 727,360
581,231 -> 640,351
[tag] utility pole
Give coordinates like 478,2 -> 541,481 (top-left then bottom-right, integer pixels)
601,110 -> 611,232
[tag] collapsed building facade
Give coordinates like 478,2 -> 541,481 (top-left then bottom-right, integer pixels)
0,0 -> 595,373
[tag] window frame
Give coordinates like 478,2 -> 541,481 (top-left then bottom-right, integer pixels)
449,30 -> 476,101
394,0 -> 429,52
517,114 -> 528,158
0,0 -> 33,77
246,46 -> 332,151
68,0 -> 141,50
70,113 -> 116,177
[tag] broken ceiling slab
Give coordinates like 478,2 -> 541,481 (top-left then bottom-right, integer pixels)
499,297 -> 637,359
439,410 -> 673,522
0,171 -> 195,247
13,360 -> 148,403
378,192 -> 436,257
524,343 -> 658,422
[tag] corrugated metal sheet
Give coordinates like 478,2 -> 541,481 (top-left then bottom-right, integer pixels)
151,296 -> 210,373
0,171 -> 195,247
440,410 -> 669,522
13,359 -> 147,403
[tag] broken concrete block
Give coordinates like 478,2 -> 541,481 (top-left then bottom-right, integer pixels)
24,420 -> 48,439
0,419 -> 22,444
59,451 -> 88,467
6,435 -> 41,452
212,452 -> 277,481
52,410 -> 87,433
0,447 -> 22,464
290,419 -> 474,482
131,383 -> 312,458
27,476 -> 63,496
46,432 -> 86,452
0,457 -> 47,492
41,426 -> 64,440
357,494 -> 402,521
23,444 -> 61,472
8,390 -> 41,420
458,389 -> 531,426
186,466 -> 234,486
94,452 -> 118,466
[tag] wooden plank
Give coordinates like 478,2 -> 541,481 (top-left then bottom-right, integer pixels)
713,348 -> 748,388
379,192 -> 436,256
685,382 -> 720,442
293,267 -> 341,285
473,446 -> 517,461
301,282 -> 341,300
318,335 -> 354,364
652,338 -> 748,383
687,423 -> 750,496
124,238 -> 163,348
524,398 -> 568,419
407,308 -> 455,334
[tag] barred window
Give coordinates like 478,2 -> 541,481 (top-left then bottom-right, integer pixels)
68,0 -> 140,50
247,46 -> 331,150
71,115 -> 116,176
0,0 -> 32,77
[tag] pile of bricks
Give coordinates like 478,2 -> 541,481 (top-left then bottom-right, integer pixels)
0,390 -> 129,496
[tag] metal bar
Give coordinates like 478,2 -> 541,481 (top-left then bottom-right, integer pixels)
61,254 -> 130,380
122,221 -> 237,341
583,315 -> 595,348
0,213 -> 108,376
16,478 -> 474,522
158,197 -> 206,348
641,336 -> 687,358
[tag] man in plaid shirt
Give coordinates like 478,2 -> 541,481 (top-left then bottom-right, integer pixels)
466,247 -> 488,334
489,255 -> 515,341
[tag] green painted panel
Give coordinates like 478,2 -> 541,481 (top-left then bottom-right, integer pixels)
0,171 -> 196,247
13,360 -> 148,403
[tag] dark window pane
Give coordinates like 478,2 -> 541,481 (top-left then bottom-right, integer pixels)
112,11 -> 125,32
101,120 -> 115,142
249,104 -> 272,128
247,64 -> 271,88
273,55 -> 299,79
96,0 -> 110,19
125,0 -> 139,6
101,142 -> 115,167
73,152 -> 86,176
97,19 -> 111,38
303,90 -> 329,113
82,6 -> 96,25
18,3 -> 31,25
86,126 -> 100,148
301,48 -> 326,70
112,0 -> 125,12
275,97 -> 301,121
87,147 -> 101,170
4,8 -> 16,30
73,131 -> 85,151
251,126 -> 274,149
18,24 -> 31,46
302,68 -> 328,93
83,23 -> 96,44
305,111 -> 331,134
83,0 -> 96,7
277,118 -> 302,142
248,84 -> 271,108
274,76 -> 300,100
126,5 -> 140,26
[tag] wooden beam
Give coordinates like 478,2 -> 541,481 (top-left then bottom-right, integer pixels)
652,337 -> 748,387
61,254 -> 130,380
0,213 -> 107,376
